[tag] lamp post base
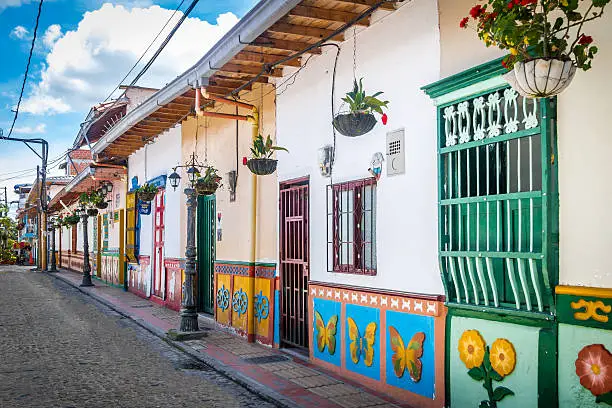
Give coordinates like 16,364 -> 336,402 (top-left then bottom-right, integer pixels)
179,307 -> 199,332
80,274 -> 94,287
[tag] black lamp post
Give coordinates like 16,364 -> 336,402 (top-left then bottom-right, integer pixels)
46,217 -> 57,272
77,206 -> 94,287
169,153 -> 203,332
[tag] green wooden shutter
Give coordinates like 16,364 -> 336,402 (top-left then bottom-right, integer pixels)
197,194 -> 216,314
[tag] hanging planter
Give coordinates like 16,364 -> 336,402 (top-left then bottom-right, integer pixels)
333,78 -> 389,137
460,1 -> 605,98
246,134 -> 288,176
96,201 -> 109,210
87,208 -> 99,217
65,214 -> 80,225
136,183 -> 158,202
195,166 -> 222,196
16,223 -> 24,231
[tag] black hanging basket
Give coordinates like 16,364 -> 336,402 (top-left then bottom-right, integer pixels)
332,112 -> 377,137
96,201 -> 109,209
138,191 -> 156,202
247,158 -> 277,176
195,180 -> 219,196
87,208 -> 99,217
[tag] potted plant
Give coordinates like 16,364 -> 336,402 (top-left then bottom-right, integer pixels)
246,134 -> 289,176
333,78 -> 389,137
87,208 -> 99,217
64,213 -> 80,225
16,223 -> 24,231
195,166 -> 222,196
460,0 -> 607,98
137,183 -> 158,202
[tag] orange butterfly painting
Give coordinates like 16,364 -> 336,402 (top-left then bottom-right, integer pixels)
347,317 -> 377,367
389,326 -> 426,382
314,311 -> 338,355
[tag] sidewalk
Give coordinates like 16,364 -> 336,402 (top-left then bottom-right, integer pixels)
50,269 -> 410,408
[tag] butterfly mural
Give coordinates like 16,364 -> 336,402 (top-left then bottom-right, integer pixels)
314,310 -> 338,355
389,326 -> 426,382
347,317 -> 377,367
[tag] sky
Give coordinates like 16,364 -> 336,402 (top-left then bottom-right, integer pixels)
0,0 -> 258,215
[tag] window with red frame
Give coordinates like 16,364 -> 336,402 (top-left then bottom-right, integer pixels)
327,178 -> 377,275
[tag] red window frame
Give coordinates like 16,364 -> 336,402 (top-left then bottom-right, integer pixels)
327,177 -> 377,275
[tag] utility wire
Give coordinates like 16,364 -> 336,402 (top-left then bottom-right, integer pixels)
6,0 -> 44,138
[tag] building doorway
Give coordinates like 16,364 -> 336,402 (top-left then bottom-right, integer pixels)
197,194 -> 216,314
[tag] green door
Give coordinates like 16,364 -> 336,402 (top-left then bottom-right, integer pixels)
197,194 -> 216,314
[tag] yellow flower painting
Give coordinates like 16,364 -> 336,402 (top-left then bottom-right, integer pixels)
458,329 -> 486,369
490,338 -> 516,377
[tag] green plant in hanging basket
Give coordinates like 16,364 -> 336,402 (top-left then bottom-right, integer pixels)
333,78 -> 389,137
460,0 -> 608,97
246,134 -> 288,176
195,166 -> 222,196
136,183 -> 159,202
64,213 -> 80,225
79,191 -> 105,209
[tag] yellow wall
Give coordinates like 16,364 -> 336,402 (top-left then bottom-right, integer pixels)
180,83 -> 278,263
438,0 -> 612,288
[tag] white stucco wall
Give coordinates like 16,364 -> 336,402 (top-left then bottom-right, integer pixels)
438,0 -> 612,289
276,0 -> 443,295
127,126 -> 182,259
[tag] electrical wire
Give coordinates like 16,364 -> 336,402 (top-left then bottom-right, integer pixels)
6,0 -> 44,138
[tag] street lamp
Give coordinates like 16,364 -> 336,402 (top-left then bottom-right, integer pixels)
169,153 -> 203,332
46,217 -> 57,272
77,205 -> 94,287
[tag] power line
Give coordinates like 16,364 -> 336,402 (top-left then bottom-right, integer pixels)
6,0 -> 44,138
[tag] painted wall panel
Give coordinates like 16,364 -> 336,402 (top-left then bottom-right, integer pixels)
345,304 -> 380,381
312,297 -> 342,368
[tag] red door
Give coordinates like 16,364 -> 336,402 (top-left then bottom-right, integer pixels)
152,189 -> 165,299
279,179 -> 309,349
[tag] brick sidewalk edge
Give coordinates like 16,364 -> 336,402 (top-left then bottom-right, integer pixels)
46,270 -> 295,408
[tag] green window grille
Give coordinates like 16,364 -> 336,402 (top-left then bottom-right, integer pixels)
436,84 -> 558,317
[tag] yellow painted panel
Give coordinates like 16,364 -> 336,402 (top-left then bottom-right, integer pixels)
254,278 -> 272,338
232,276 -> 251,332
216,274 -> 232,326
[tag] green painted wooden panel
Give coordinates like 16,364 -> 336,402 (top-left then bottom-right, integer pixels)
197,194 -> 215,314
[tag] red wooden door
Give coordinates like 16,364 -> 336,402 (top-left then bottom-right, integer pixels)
279,179 -> 309,349
152,189 -> 165,299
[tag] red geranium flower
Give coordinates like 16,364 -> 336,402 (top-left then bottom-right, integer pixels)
469,4 -> 483,19
460,17 -> 469,28
521,0 -> 536,5
242,156 -> 248,165
381,113 -> 388,125
575,344 -> 612,396
508,2 -> 514,9
578,35 -> 593,45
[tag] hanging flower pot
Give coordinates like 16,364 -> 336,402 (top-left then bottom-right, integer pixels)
195,166 -> 222,196
16,223 -> 24,231
246,134 -> 288,176
96,201 -> 109,210
332,112 -> 377,137
334,78 -> 388,137
136,183 -> 158,202
87,208 -> 99,217
65,214 -> 80,225
460,1 -> 604,99
502,58 -> 576,98
247,158 -> 278,176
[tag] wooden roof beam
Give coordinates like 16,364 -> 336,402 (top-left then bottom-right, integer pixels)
218,63 -> 283,77
288,5 -> 370,26
209,77 -> 252,90
267,22 -> 344,41
232,51 -> 301,67
327,0 -> 396,11
250,37 -> 321,54
204,85 -> 242,96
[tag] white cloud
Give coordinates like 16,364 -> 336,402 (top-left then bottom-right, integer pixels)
22,4 -> 239,115
12,123 -> 46,134
42,24 -> 62,48
0,0 -> 32,12
10,25 -> 29,40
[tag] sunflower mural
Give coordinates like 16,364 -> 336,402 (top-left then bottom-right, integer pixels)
575,344 -> 612,405
458,330 -> 516,408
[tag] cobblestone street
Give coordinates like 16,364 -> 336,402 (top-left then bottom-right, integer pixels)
0,266 -> 275,408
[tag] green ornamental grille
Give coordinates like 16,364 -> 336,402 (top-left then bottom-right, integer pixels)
437,85 -> 558,317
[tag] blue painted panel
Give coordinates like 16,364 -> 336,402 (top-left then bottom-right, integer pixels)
385,311 -> 435,398
312,297 -> 341,367
273,290 -> 280,345
147,175 -> 167,189
344,303 -> 380,380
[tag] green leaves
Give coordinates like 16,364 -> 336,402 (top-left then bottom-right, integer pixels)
250,134 -> 288,159
595,391 -> 612,405
342,77 -> 388,115
468,367 -> 485,381
492,386 -> 514,402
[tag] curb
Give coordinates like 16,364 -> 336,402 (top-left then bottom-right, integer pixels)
46,271 -> 295,408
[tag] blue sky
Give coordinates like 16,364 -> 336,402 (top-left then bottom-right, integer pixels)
0,0 -> 257,212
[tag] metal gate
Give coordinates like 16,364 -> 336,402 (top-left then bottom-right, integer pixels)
279,180 -> 309,349
197,194 -> 216,314
152,190 -> 165,299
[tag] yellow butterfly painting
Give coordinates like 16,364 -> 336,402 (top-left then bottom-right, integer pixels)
314,311 -> 338,355
389,326 -> 425,382
347,317 -> 377,367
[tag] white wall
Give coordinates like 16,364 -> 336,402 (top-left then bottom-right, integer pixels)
276,0 -> 443,295
128,126 -> 182,259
